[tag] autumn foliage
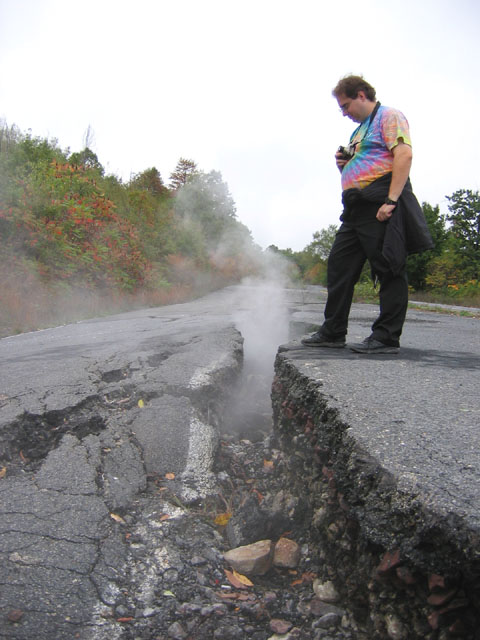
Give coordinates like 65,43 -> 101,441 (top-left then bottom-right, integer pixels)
0,124 -> 260,335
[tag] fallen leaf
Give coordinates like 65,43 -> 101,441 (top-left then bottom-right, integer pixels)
224,569 -> 250,589
137,399 -> 145,408
165,472 -> 175,480
233,570 -> 254,587
291,571 -> 316,587
214,512 -> 232,526
263,459 -> 274,468
218,592 -> 240,600
117,617 -> 133,623
159,514 -> 170,521
163,590 -> 175,597
110,513 -> 126,524
0,467 -> 6,479
218,592 -> 256,602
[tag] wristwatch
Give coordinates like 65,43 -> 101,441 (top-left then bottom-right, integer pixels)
385,197 -> 397,206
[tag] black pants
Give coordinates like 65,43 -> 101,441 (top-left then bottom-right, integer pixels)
321,209 -> 408,347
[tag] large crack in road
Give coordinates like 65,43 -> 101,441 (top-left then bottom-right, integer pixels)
2,285 -> 478,639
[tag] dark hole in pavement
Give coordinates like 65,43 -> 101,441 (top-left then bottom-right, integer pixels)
146,351 -> 173,367
100,367 -> 131,383
0,408 -> 106,471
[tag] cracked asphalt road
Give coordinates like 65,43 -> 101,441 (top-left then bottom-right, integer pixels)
1,283 -> 478,639
1,285 -> 280,639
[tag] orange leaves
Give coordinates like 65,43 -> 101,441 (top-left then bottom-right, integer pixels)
4,158 -> 150,292
291,571 -> 317,587
218,591 -> 256,602
224,569 -> 254,589
214,512 -> 232,526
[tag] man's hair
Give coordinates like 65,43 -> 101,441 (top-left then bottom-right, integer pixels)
332,75 -> 376,101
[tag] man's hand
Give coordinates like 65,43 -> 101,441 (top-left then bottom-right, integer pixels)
376,203 -> 396,222
335,150 -> 348,171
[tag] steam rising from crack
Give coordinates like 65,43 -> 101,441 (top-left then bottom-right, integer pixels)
226,255 -> 292,439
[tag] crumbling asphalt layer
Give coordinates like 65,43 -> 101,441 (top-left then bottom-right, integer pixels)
272,293 -> 480,638
285,299 -> 480,557
0,289 -> 247,639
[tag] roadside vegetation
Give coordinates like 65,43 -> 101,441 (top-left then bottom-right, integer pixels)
270,193 -> 480,310
0,122 -> 263,336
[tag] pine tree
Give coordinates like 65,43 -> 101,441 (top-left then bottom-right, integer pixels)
169,158 -> 198,190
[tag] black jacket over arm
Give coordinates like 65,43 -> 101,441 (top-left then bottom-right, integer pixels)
341,173 -> 434,274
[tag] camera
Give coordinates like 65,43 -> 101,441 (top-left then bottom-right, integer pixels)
337,144 -> 356,161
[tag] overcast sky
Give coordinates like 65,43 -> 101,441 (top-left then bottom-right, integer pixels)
1,0 -> 479,251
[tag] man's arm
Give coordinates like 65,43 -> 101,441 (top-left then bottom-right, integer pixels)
376,141 -> 413,222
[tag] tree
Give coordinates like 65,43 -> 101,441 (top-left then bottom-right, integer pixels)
174,170 -> 237,246
446,189 -> 480,279
129,167 -> 165,196
407,202 -> 448,290
9,132 -> 63,169
305,224 -> 338,261
282,225 -> 337,284
0,120 -> 21,154
83,125 -> 95,150
425,244 -> 464,289
169,158 -> 198,190
69,147 -> 104,175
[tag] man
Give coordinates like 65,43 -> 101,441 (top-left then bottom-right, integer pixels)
302,75 -> 433,354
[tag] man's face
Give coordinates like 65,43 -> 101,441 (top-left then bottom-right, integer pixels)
336,91 -> 372,123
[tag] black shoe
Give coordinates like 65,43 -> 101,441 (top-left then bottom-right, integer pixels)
301,331 -> 345,348
349,336 -> 399,354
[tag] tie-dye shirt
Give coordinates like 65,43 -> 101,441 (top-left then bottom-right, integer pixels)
340,105 -> 411,191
